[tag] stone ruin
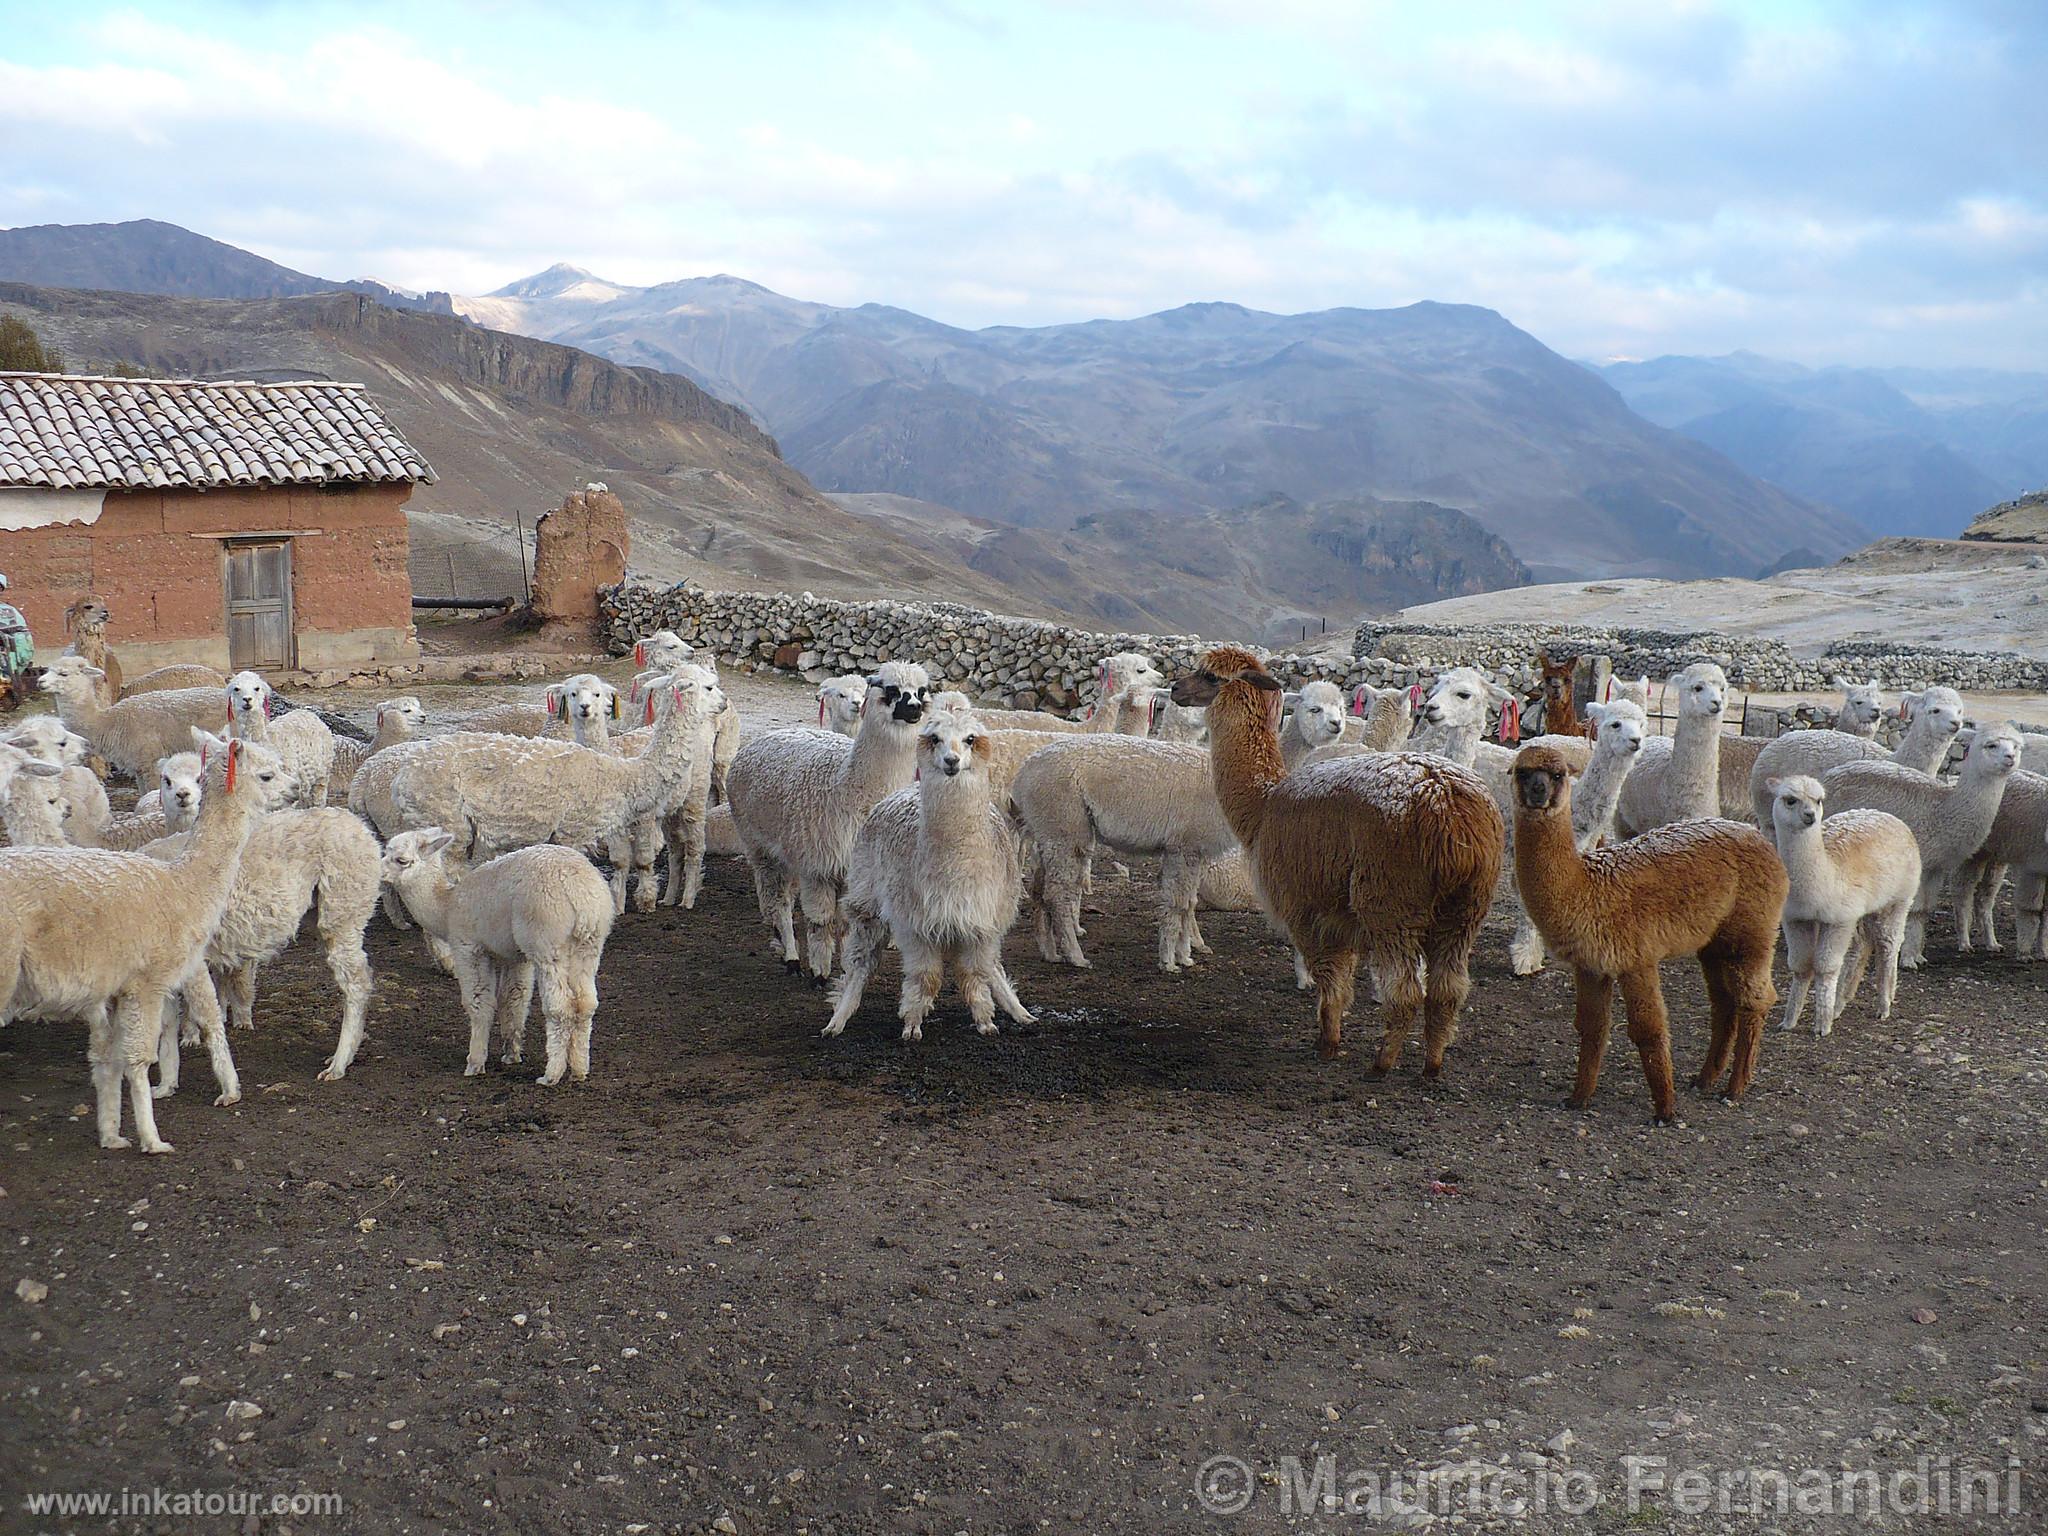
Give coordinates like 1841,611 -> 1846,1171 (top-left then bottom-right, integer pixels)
530,483 -> 629,636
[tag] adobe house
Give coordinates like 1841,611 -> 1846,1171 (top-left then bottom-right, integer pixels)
0,371 -> 433,672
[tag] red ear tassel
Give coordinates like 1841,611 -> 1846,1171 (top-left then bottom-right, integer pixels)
224,739 -> 240,794
645,692 -> 655,725
262,693 -> 271,720
1408,682 -> 1424,709
1500,697 -> 1521,744
818,696 -> 826,725
635,641 -> 646,667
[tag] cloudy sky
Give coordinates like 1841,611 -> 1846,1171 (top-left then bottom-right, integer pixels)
2,0 -> 2042,366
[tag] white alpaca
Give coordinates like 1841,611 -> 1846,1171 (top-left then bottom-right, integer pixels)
99,753 -> 205,852
824,710 -> 1034,1041
1748,686 -> 1967,826
632,631 -> 741,802
1614,663 -> 1729,836
977,653 -> 1164,736
328,697 -> 428,797
144,753 -> 382,1095
560,667 -> 718,911
225,671 -> 337,807
726,661 -> 934,976
2,715 -> 110,844
1508,699 -> 1648,975
1295,683 -> 1416,769
1954,771 -> 2048,959
817,674 -> 868,736
0,733 -> 294,1152
1831,677 -> 1887,738
380,830 -> 615,1083
1280,681 -> 1350,768
0,752 -> 68,846
1410,667 -> 1591,811
1821,722 -> 2024,967
36,655 -> 224,780
1765,776 -> 1921,1034
1012,735 -> 1238,972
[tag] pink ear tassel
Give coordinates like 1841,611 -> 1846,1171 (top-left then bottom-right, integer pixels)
634,642 -> 645,667
1408,682 -> 1424,710
818,696 -> 826,726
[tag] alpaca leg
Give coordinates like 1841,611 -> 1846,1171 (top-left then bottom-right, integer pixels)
798,876 -> 841,980
535,962 -> 574,1086
989,957 -> 1034,1025
181,972 -> 241,1107
823,912 -> 885,1037
497,962 -> 536,1066
1976,863 -> 2008,953
1508,907 -> 1547,977
1419,949 -> 1474,1082
1157,855 -> 1201,972
222,964 -> 257,1032
961,964 -> 998,1038
1292,949 -> 1313,991
1617,968 -> 1678,1124
317,933 -> 375,1082
1954,860 -> 1989,951
90,1003 -> 129,1150
897,937 -> 943,1044
1564,970 -> 1615,1110
1872,907 -> 1908,1018
380,889 -> 414,931
568,964 -> 598,1080
118,992 -> 173,1154
1364,952 -> 1425,1074
1838,928 -> 1873,1011
2018,873 -> 2046,960
454,953 -> 498,1075
604,832 -> 630,915
628,818 -> 659,914
1809,925 -> 1854,1037
669,806 -> 707,910
1901,878 -> 1932,968
1776,918 -> 1814,1032
1039,844 -> 1090,968
1189,915 -> 1211,955
154,994 -> 183,1099
1719,955 -> 1776,1104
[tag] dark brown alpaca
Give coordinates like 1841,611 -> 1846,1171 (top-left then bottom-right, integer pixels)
1536,651 -> 1581,738
1172,646 -> 1504,1075
1511,743 -> 1788,1122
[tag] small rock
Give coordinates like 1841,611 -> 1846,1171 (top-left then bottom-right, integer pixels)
224,1400 -> 262,1422
712,1516 -> 739,1535
16,1277 -> 49,1305
1546,1429 -> 1577,1457
1911,1307 -> 1938,1325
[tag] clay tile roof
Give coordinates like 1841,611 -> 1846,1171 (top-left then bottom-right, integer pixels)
0,372 -> 436,492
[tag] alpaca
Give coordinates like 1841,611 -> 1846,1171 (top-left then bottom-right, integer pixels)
824,710 -> 1033,1040
817,674 -> 868,736
38,656 -> 225,780
0,734 -> 295,1152
1614,662 -> 1728,837
1763,776 -> 1921,1035
1349,683 -> 1416,753
1821,723 -> 2024,966
1172,647 -> 1503,1073
976,653 -> 1164,736
1535,651 -> 1580,737
1953,771 -> 2048,959
726,661 -> 933,977
1747,685 -> 1967,826
62,597 -> 122,701
1512,743 -> 1787,1122
1508,699 -> 1648,976
1831,677 -> 1886,738
631,631 -> 741,802
380,830 -> 615,1083
226,671 -> 337,807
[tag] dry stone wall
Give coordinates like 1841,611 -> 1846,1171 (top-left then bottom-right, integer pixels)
601,582 -> 2048,723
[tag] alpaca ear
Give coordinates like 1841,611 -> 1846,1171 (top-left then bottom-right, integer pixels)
1244,672 -> 1283,692
419,827 -> 455,858
1484,678 -> 1512,703
192,726 -> 226,754
1281,690 -> 1301,711
1585,702 -> 1608,726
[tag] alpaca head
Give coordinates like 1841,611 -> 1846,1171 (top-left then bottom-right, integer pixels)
1763,774 -> 1825,836
1538,652 -> 1578,704
375,697 -> 427,733
1830,676 -> 1885,733
659,664 -> 727,724
866,661 -> 933,725
156,751 -> 205,831
35,654 -> 105,699
1420,667 -> 1509,731
1668,662 -> 1728,723
1286,680 -> 1348,748
4,714 -> 72,767
190,728 -> 294,810
1583,699 -> 1647,759
549,673 -> 619,729
225,670 -> 273,725
1172,646 -> 1282,733
381,827 -> 457,893
917,708 -> 989,781
1960,722 -> 2025,779
817,674 -> 869,734
1902,686 -> 1966,741
2,757 -> 67,838
65,597 -> 111,635
1512,743 -> 1577,816
634,630 -> 693,671
1097,652 -> 1165,704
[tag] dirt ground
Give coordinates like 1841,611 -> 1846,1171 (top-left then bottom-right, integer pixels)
4,823 -> 2045,1532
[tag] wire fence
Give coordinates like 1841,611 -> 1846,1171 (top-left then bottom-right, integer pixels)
407,515 -> 532,608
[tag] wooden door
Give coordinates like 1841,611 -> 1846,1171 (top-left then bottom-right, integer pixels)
225,540 -> 293,670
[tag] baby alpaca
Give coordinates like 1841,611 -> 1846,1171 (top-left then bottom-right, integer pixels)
381,831 -> 616,1083
1764,776 -> 1920,1035
824,710 -> 1033,1041
1509,699 -> 1647,976
1513,744 -> 1787,1122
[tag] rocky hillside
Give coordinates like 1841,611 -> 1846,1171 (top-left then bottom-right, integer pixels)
463,272 -> 1866,581
0,283 -> 1068,614
1963,489 -> 2048,544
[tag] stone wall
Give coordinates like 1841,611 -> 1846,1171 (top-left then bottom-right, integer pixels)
601,581 -> 2048,722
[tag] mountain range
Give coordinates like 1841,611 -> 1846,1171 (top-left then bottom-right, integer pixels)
453,264 -> 1863,581
1596,351 -> 2047,539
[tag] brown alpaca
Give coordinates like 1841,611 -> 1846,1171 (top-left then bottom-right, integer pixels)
64,598 -> 123,703
1536,651 -> 1582,739
1172,646 -> 1504,1075
1511,743 -> 1787,1123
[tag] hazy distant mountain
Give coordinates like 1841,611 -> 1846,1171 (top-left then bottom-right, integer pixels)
1597,352 -> 2041,538
457,274 -> 1864,582
0,218 -> 454,313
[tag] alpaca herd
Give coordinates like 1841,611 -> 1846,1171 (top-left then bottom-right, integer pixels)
2,613 -> 2044,1156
